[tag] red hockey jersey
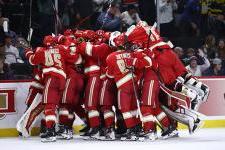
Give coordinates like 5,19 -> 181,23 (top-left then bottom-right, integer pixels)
25,45 -> 79,79
106,50 -> 152,89
150,48 -> 187,86
63,41 -> 83,76
77,42 -> 112,77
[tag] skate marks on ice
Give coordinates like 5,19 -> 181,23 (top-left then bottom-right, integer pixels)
0,129 -> 225,150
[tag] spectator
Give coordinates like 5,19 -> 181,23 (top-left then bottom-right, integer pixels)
185,49 -> 210,76
0,55 -> 14,80
0,41 -> 4,54
4,35 -> 24,65
158,0 -> 177,38
138,0 -> 156,25
92,0 -> 109,12
120,5 -> 140,30
204,58 -> 225,76
96,3 -> 121,31
178,0 -> 200,37
199,0 -> 210,37
202,34 -> 217,59
37,0 -> 55,36
217,39 -> 225,60
174,46 -> 184,59
174,46 -> 187,64
186,48 -> 195,57
208,13 -> 225,39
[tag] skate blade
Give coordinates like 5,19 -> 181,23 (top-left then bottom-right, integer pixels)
120,136 -> 137,141
98,137 -> 116,141
161,133 -> 179,140
57,135 -> 73,140
41,137 -> 56,143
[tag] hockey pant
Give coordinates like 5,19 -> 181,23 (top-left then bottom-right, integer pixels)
99,78 -> 117,128
84,75 -> 101,128
59,73 -> 84,127
117,83 -> 140,129
141,69 -> 170,131
43,76 -> 66,128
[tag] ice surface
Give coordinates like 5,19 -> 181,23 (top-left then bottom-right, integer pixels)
0,128 -> 225,150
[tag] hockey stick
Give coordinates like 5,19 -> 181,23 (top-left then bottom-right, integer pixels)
130,67 -> 143,120
27,0 -> 33,46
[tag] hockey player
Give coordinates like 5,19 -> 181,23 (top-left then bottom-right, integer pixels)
76,32 -> 116,139
54,35 -> 84,140
25,67 -> 44,107
74,31 -> 103,138
141,22 -> 208,136
106,33 -> 157,140
78,32 -> 117,140
25,67 -> 46,136
25,35 -> 80,142
118,21 -> 209,137
16,67 -> 46,138
111,31 -> 171,140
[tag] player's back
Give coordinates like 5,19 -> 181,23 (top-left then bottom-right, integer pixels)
106,50 -> 135,89
38,45 -> 67,79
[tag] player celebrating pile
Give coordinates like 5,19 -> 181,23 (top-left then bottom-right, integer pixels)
19,20 -> 210,142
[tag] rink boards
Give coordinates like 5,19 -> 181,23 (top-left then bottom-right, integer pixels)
0,78 -> 225,137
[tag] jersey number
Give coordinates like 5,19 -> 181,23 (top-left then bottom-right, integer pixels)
117,59 -> 128,74
45,51 -> 62,67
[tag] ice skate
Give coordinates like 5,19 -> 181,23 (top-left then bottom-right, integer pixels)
137,130 -> 157,141
99,127 -> 116,141
39,124 -> 47,138
56,124 -> 73,140
80,126 -> 101,140
119,125 -> 141,141
41,127 -> 56,143
192,118 -> 204,133
161,126 -> 179,139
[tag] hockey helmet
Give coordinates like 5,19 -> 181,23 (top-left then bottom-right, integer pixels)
43,35 -> 55,46
82,30 -> 96,40
109,31 -> 121,47
64,29 -> 73,36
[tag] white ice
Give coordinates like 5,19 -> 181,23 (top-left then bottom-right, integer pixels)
0,128 -> 225,150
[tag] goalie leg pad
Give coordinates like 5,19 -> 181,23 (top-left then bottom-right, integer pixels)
161,105 -> 195,134
16,93 -> 43,137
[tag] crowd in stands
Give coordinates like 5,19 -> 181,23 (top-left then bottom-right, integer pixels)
0,0 -> 225,80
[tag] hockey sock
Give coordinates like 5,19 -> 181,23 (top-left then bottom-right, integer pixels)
101,106 -> 115,128
58,107 -> 69,126
87,107 -> 100,128
141,105 -> 156,132
75,105 -> 86,121
44,104 -> 57,128
121,109 -> 139,129
155,107 -> 170,129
